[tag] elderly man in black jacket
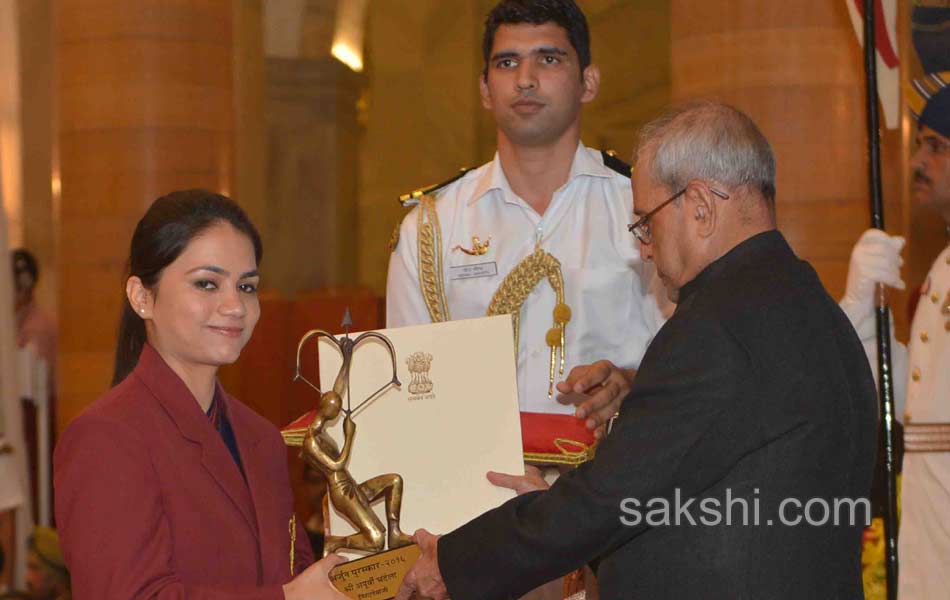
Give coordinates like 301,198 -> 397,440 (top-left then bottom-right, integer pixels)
398,101 -> 878,600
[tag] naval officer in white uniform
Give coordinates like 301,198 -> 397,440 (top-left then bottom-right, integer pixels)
386,4 -> 665,598
386,0 -> 666,433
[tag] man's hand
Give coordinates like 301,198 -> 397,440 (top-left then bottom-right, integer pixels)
556,360 -> 635,439
282,553 -> 349,600
487,464 -> 549,495
396,530 -> 448,600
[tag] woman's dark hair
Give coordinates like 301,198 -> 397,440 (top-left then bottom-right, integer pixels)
112,189 -> 263,385
482,0 -> 591,78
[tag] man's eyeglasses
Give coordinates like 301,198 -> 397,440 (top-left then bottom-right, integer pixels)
627,186 -> 730,245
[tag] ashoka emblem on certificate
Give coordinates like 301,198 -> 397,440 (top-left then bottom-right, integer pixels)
406,352 -> 434,398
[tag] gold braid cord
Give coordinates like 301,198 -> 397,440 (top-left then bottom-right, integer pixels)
288,514 -> 296,577
486,247 -> 572,397
417,195 -> 451,323
413,202 -> 572,397
523,438 -> 596,466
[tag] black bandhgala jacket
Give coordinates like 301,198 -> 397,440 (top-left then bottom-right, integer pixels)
438,230 -> 877,600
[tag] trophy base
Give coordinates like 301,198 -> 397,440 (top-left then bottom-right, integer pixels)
329,544 -> 421,600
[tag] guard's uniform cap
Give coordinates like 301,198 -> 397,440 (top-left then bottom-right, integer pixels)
920,85 -> 950,138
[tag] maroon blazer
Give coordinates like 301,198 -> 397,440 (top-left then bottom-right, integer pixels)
54,344 -> 314,599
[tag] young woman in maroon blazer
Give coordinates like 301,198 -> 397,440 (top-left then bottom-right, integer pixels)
54,190 -> 347,599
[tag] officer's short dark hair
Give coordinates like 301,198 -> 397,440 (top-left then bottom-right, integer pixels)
482,0 -> 591,78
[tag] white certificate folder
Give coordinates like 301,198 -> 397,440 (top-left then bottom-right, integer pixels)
317,314 -> 524,548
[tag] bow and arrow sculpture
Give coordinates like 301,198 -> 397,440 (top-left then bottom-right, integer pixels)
292,310 -> 412,556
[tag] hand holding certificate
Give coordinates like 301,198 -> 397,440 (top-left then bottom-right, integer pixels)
282,315 -> 524,599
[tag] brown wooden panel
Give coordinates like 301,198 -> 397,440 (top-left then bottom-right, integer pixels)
746,88 -> 865,203
674,30 -> 860,93
59,129 -> 222,183
57,0 -> 230,43
58,262 -> 126,355
59,39 -> 231,89
672,1 -> 852,35
59,82 -> 232,131
57,350 -> 114,434
59,214 -> 135,268
58,170 -> 221,219
59,130 -> 220,173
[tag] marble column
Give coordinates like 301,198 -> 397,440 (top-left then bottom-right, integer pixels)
357,0 -> 482,295
56,0 -> 242,430
264,56 -> 362,294
17,0 -> 57,315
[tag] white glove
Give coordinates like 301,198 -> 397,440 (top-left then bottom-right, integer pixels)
840,228 -> 905,339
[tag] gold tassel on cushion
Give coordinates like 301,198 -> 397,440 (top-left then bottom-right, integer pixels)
487,246 -> 571,397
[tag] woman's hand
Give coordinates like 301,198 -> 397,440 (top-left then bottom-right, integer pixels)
283,553 -> 349,600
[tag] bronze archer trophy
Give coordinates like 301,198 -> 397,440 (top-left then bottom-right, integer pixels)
286,311 -> 419,599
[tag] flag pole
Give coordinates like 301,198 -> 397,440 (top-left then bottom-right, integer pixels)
861,1 -> 899,597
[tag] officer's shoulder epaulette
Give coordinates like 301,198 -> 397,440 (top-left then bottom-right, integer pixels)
601,149 -> 632,178
397,167 -> 473,207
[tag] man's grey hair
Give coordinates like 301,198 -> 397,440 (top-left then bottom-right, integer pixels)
636,101 -> 777,208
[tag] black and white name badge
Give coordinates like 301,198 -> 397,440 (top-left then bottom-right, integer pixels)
449,262 -> 498,280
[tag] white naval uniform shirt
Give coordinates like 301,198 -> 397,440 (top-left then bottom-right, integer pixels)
898,244 -> 950,600
386,143 -> 667,415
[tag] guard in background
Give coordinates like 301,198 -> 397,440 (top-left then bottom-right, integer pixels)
897,85 -> 950,599
11,249 -> 56,375
842,84 -> 950,598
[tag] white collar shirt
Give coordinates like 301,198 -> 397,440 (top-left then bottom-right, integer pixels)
386,143 -> 668,414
